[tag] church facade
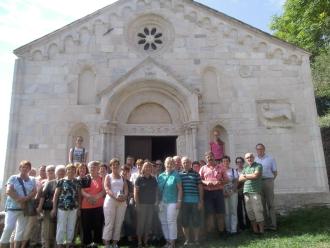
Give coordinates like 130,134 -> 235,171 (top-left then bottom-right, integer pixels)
5,0 -> 329,208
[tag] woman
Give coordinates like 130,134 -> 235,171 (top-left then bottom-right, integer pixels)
37,165 -> 66,248
121,165 -> 135,244
135,162 -> 158,248
76,163 -> 90,188
51,164 -> 80,248
157,157 -> 182,248
0,160 -> 37,248
103,158 -> 128,248
209,130 -> 225,163
81,161 -> 105,247
222,156 -> 239,234
235,156 -> 250,230
130,159 -> 144,185
99,163 -> 109,179
69,136 -> 88,164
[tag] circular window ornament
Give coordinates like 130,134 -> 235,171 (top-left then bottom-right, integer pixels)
126,14 -> 174,55
137,26 -> 163,51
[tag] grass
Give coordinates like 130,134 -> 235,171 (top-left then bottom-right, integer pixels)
113,207 -> 330,248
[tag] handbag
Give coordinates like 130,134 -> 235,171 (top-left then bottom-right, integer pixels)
17,177 -> 37,216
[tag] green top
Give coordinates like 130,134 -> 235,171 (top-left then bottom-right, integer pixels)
242,162 -> 263,194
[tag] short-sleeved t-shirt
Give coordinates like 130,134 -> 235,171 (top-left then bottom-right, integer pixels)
5,175 -> 36,210
158,171 -> 182,204
135,175 -> 158,204
71,147 -> 87,163
41,179 -> 57,210
56,178 -> 80,210
81,176 -> 104,209
199,164 -> 227,191
179,169 -> 202,203
242,162 -> 263,194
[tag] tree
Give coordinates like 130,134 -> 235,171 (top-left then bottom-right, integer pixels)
312,45 -> 330,117
270,0 -> 330,57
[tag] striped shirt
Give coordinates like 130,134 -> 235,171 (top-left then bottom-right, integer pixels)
242,162 -> 263,194
179,169 -> 201,203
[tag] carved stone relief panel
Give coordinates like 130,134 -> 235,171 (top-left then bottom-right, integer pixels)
256,99 -> 294,128
118,124 -> 181,136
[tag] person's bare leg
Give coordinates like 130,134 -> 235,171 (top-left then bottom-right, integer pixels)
13,241 -> 22,248
182,227 -> 190,244
193,228 -> 200,242
143,234 -> 149,246
216,214 -> 225,232
251,221 -> 258,233
206,215 -> 214,233
257,222 -> 264,233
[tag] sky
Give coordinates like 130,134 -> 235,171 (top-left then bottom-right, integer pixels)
0,0 -> 285,182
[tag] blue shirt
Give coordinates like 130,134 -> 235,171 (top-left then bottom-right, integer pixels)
255,154 -> 277,179
5,175 -> 36,210
179,169 -> 201,203
158,171 -> 181,204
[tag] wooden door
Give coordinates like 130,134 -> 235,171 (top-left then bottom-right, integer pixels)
125,136 -> 152,161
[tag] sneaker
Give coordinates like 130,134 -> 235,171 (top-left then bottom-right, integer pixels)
183,240 -> 190,246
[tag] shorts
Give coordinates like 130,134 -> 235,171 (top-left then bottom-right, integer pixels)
204,190 -> 225,215
181,203 -> 201,228
244,193 -> 264,223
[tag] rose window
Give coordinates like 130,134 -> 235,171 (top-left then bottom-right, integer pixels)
137,27 -> 163,51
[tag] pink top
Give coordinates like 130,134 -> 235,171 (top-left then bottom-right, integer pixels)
210,141 -> 224,160
199,164 -> 227,191
81,176 -> 104,209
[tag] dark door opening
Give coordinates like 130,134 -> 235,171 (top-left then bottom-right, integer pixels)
125,136 -> 177,162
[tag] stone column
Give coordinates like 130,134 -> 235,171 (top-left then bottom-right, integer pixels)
185,122 -> 198,160
100,121 -> 117,162
189,122 -> 199,161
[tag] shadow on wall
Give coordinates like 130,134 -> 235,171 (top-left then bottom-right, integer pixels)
321,127 -> 330,188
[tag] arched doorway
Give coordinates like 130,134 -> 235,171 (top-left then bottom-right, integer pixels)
100,79 -> 199,162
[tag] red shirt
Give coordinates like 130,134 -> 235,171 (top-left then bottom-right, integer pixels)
81,176 -> 104,209
199,164 -> 227,191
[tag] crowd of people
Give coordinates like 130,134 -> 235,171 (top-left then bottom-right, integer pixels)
0,133 -> 278,248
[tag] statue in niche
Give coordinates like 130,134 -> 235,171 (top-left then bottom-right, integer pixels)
257,100 -> 294,128
209,129 -> 225,163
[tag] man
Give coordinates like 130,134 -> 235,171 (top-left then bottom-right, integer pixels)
173,155 -> 182,171
199,151 -> 228,236
126,156 -> 138,174
255,143 -> 277,230
239,153 -> 264,234
179,157 -> 203,246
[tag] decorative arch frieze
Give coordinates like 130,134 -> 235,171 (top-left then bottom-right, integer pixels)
18,0 -> 306,66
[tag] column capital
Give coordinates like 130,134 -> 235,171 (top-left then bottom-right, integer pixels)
185,121 -> 199,130
100,121 -> 117,134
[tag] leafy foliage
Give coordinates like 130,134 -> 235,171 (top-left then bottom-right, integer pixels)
270,0 -> 330,57
312,46 -> 330,116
